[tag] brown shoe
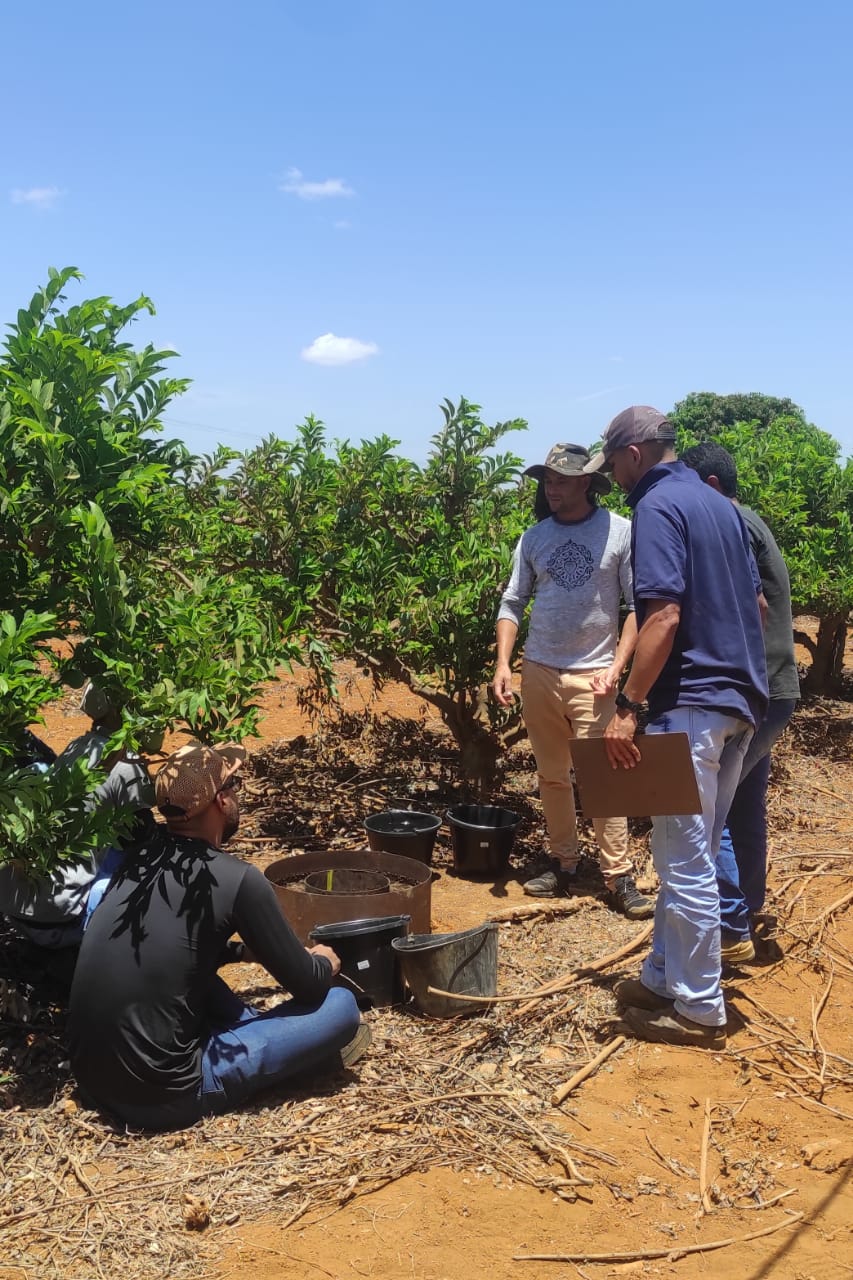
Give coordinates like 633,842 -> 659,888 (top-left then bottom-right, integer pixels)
720,936 -> 756,965
340,1022 -> 372,1068
613,978 -> 674,1012
622,1005 -> 726,1050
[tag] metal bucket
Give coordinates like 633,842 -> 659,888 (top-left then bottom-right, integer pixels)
391,922 -> 498,1017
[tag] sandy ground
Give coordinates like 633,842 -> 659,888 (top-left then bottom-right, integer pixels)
29,651 -> 853,1280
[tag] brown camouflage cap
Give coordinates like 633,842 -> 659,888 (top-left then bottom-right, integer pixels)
524,443 -> 612,495
155,741 -> 247,822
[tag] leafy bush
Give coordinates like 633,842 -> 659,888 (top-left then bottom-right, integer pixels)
0,271 -> 302,874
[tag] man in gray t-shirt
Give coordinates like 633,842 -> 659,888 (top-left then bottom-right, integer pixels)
0,685 -> 153,949
493,443 -> 654,919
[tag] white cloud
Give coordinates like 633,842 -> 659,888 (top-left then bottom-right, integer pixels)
11,185 -> 63,209
574,385 -> 629,403
279,167 -> 354,200
334,219 -> 351,230
301,333 -> 379,366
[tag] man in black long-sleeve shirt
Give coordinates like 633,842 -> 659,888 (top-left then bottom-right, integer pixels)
68,741 -> 363,1131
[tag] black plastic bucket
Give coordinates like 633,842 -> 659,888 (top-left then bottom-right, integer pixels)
391,923 -> 498,1017
363,810 -> 442,865
304,868 -> 390,895
445,804 -> 521,876
309,914 -> 411,1007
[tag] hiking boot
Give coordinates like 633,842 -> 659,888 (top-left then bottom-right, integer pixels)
522,857 -> 578,898
339,1021 -> 372,1069
613,977 -> 674,1012
622,1005 -> 726,1050
606,875 -> 656,920
721,936 -> 756,965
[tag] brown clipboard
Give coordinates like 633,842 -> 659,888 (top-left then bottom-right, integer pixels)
571,732 -> 701,818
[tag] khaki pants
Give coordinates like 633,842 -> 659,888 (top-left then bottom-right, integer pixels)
521,659 -> 630,885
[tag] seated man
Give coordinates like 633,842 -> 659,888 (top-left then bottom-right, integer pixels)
68,741 -> 364,1131
0,684 -> 153,950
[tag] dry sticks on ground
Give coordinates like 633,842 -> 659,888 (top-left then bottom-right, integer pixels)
0,915 -> 647,1279
514,1210 -> 805,1263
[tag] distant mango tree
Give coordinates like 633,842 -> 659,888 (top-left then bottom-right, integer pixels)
671,393 -> 853,694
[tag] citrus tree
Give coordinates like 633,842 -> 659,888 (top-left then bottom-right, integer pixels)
189,399 -> 532,793
320,399 -> 530,792
0,270 -> 296,873
705,418 -> 852,694
671,395 -> 853,694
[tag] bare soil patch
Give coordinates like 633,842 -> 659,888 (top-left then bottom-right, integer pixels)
4,660 -> 853,1280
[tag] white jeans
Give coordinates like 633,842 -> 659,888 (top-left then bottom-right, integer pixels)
640,707 -> 753,1027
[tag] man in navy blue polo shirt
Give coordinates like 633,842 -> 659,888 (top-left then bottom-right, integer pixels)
583,407 -> 768,1049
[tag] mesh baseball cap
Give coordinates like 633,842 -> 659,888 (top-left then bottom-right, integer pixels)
524,443 -> 611,495
583,406 -> 676,475
155,741 -> 247,822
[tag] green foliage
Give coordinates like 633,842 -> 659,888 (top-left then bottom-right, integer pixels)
0,611 -> 61,757
0,757 -> 127,878
0,266 -> 191,619
706,419 -> 853,615
0,271 -> 302,874
674,404 -> 853,693
671,391 -> 806,438
180,419 -> 341,624
321,399 -> 529,790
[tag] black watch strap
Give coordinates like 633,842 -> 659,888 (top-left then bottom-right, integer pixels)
615,689 -> 644,714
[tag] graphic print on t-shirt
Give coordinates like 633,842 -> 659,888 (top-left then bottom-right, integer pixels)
546,539 -> 595,593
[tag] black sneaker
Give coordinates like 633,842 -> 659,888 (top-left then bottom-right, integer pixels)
606,875 -> 655,920
522,857 -> 578,898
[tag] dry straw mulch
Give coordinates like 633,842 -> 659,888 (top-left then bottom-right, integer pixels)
2,701 -> 851,1278
0,908 -> 649,1279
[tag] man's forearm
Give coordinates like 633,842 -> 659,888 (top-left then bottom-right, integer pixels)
612,610 -> 638,675
622,603 -> 680,703
495,618 -> 519,666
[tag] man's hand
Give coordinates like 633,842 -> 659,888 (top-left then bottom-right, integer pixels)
308,944 -> 342,976
492,661 -> 515,707
590,664 -> 620,696
604,709 -> 642,769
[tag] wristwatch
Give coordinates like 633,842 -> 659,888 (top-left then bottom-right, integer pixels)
615,690 -> 645,715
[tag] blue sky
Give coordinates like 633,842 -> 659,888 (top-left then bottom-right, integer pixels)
3,0 -> 851,465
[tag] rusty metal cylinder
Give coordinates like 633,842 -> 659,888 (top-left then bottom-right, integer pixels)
265,847 -> 432,944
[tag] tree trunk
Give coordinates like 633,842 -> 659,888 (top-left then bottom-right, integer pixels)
800,612 -> 848,695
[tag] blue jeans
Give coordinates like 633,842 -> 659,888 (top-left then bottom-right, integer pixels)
716,698 -> 796,938
199,978 -> 360,1112
83,848 -> 124,931
641,707 -> 753,1027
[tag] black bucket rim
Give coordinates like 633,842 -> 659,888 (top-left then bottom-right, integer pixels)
445,804 -> 521,832
363,809 -> 442,835
391,922 -> 497,954
309,914 -> 412,941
